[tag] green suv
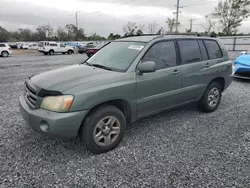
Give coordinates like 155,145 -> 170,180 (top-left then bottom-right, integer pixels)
19,35 -> 232,154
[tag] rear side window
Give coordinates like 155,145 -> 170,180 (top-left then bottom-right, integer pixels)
177,40 -> 201,64
198,40 -> 208,60
0,44 -> 6,47
203,40 -> 223,59
49,43 -> 57,47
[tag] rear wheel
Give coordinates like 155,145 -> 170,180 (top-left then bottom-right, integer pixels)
198,82 -> 222,112
48,50 -> 54,55
1,51 -> 9,57
68,50 -> 73,54
79,105 -> 126,154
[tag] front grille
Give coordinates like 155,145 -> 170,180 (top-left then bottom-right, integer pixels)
24,82 -> 37,108
234,71 -> 250,78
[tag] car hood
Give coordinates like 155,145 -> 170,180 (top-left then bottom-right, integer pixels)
235,55 -> 250,67
30,64 -> 120,92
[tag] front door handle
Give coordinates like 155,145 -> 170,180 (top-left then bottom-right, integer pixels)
172,69 -> 180,75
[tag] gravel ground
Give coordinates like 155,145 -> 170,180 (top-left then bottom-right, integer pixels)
1,53 -> 250,188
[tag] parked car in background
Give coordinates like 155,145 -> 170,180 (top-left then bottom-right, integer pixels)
232,51 -> 250,79
78,44 -> 96,54
38,41 -> 74,55
86,47 -> 100,57
20,43 -> 29,49
8,43 -> 18,49
19,35 -> 232,154
28,43 -> 38,50
0,43 -> 12,57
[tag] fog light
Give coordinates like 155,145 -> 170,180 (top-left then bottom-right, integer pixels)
40,121 -> 49,132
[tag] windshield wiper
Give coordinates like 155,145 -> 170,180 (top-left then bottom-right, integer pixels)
83,62 -> 92,66
91,64 -> 114,71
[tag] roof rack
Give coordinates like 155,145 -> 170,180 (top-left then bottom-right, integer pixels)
120,34 -> 160,39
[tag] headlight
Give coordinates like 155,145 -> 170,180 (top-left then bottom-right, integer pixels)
40,95 -> 74,112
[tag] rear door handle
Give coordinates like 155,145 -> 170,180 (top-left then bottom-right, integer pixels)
204,63 -> 210,68
172,69 -> 180,75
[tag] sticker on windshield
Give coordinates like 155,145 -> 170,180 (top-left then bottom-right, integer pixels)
128,45 -> 144,51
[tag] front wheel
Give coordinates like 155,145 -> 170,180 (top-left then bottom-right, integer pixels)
79,105 -> 126,154
198,82 -> 222,112
67,50 -> 73,54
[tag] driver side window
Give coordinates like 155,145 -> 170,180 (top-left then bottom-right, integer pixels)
142,41 -> 177,70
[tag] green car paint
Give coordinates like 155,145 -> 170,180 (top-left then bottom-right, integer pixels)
19,35 -> 232,140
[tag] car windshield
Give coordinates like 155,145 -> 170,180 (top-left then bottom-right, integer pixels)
86,41 -> 146,72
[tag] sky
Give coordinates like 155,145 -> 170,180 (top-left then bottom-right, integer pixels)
0,0 -> 249,37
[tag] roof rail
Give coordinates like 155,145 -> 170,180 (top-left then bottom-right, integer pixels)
120,34 -> 160,39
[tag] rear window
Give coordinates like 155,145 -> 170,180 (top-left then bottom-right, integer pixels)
177,40 -> 201,64
203,40 -> 223,59
0,44 -> 6,47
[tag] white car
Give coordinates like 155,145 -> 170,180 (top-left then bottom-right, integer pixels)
28,43 -> 38,50
0,43 -> 12,57
38,41 -> 74,55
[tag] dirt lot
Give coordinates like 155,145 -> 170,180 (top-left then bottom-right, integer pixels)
0,53 -> 250,187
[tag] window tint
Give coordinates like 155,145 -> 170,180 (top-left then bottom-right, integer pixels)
203,40 -> 223,59
198,40 -> 208,60
60,44 -> 65,47
0,44 -> 6,47
142,41 -> 177,70
49,43 -> 57,47
178,40 -> 201,64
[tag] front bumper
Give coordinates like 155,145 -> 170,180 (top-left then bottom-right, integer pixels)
233,66 -> 250,79
19,95 -> 89,139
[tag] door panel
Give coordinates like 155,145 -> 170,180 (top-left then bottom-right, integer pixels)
136,40 -> 182,117
136,67 -> 182,117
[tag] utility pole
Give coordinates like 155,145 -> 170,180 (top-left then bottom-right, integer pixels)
189,19 -> 195,32
173,0 -> 183,32
75,12 -> 78,30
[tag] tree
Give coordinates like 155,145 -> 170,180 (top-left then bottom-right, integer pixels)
202,15 -> 216,34
156,27 -> 164,35
136,29 -> 143,36
56,27 -> 68,41
108,33 -> 121,40
123,21 -> 138,36
87,33 -> 106,41
0,26 -> 10,42
166,18 -> 180,33
213,0 -> 250,35
146,21 -> 158,34
34,25 -> 48,41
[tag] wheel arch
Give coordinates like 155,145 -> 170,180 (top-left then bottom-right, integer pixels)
208,77 -> 225,91
78,99 -> 132,133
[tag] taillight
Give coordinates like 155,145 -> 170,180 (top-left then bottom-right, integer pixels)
8,48 -> 11,50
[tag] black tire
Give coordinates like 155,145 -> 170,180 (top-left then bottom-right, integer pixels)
68,50 -> 73,54
1,51 -> 9,57
79,105 -> 126,154
79,51 -> 84,54
44,52 -> 48,55
62,52 -> 66,54
198,82 -> 222,112
48,50 -> 54,55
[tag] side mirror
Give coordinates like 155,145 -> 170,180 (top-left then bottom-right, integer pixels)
138,61 -> 156,74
